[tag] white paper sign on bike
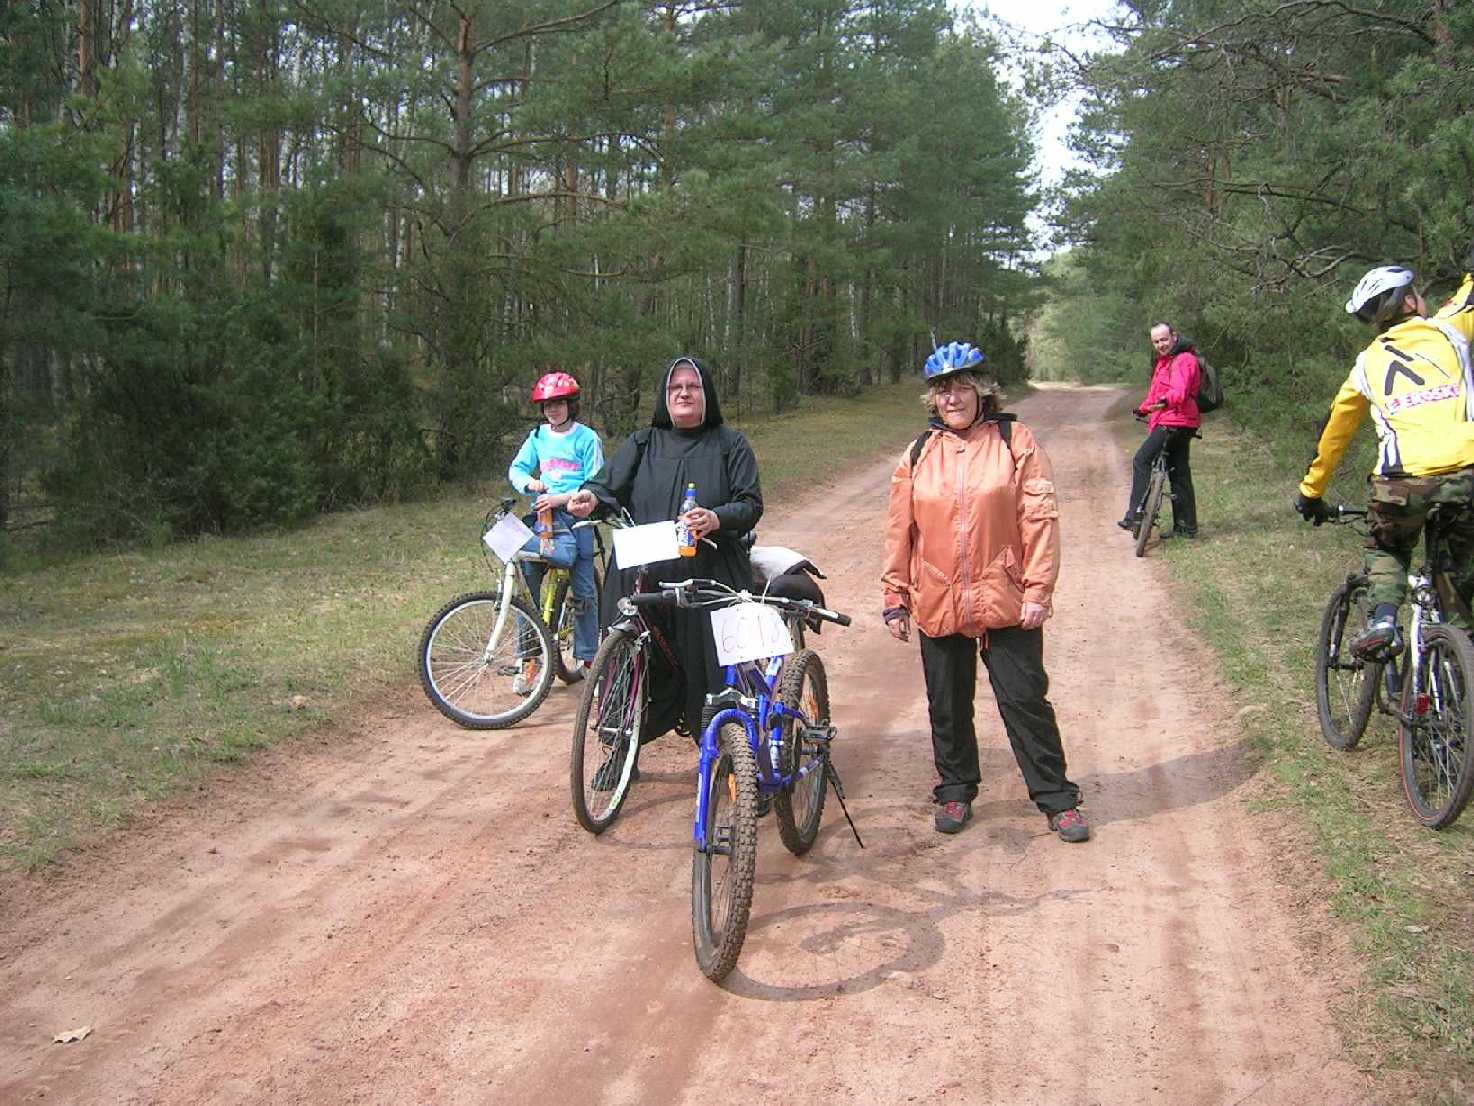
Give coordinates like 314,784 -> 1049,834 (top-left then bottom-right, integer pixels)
611,520 -> 681,568
712,602 -> 794,665
484,513 -> 535,563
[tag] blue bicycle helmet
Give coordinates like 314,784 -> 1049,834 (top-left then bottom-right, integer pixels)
923,340 -> 986,380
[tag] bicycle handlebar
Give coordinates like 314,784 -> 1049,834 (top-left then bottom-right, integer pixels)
1300,502 -> 1367,526
626,591 -> 677,609
632,578 -> 851,627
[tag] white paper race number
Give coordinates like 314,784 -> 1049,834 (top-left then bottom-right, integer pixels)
484,512 -> 535,564
711,602 -> 794,665
611,520 -> 681,568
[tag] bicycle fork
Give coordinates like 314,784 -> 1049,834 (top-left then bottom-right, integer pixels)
481,571 -> 520,662
693,703 -> 756,855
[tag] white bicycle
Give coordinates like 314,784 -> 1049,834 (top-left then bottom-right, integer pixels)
417,499 -> 600,729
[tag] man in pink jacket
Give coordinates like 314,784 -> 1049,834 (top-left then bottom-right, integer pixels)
1119,322 -> 1202,538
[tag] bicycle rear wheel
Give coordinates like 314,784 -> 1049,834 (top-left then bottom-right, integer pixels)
774,649 -> 830,856
418,592 -> 554,729
1315,577 -> 1380,750
551,565 -> 604,684
1398,624 -> 1474,829
692,722 -> 758,982
570,628 -> 645,834
1133,463 -> 1167,558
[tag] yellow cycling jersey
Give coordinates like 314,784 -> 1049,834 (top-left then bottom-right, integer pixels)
1301,274 -> 1474,499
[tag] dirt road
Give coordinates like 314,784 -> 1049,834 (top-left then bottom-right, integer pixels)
0,385 -> 1373,1104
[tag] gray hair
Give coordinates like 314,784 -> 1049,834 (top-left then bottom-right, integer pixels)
921,371 -> 1002,419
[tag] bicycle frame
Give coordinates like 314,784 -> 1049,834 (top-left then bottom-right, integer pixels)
483,501 -> 607,650
470,547 -> 544,661
1134,452 -> 1169,517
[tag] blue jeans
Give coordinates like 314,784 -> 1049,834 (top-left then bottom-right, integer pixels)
519,508 -> 599,662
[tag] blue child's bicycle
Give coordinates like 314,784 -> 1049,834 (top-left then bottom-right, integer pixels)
626,578 -> 862,982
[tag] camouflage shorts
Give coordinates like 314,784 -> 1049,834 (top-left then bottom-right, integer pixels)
1363,469 -> 1474,619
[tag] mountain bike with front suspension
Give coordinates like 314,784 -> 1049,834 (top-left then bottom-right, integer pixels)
625,578 -> 859,983
1311,503 -> 1474,828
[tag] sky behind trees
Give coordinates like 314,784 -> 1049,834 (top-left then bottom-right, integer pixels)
958,0 -> 1120,188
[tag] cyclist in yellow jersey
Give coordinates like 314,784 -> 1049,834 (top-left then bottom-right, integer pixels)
1296,264 -> 1474,658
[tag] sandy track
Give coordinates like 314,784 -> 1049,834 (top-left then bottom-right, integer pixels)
0,385 -> 1373,1104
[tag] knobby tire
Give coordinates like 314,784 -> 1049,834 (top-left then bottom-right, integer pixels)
773,649 -> 831,856
1314,577 -> 1380,751
1134,463 -> 1167,558
692,723 -> 758,983
1398,624 -> 1474,829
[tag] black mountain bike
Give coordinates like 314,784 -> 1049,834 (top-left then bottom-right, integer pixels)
1312,504 -> 1474,829
1131,419 -> 1200,557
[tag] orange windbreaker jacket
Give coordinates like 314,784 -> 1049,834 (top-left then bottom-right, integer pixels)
881,419 -> 1061,639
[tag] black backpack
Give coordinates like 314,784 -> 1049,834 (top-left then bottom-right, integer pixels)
1194,351 -> 1224,413
1163,341 -> 1223,414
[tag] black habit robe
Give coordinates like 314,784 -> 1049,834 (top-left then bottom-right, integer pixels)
583,356 -> 764,740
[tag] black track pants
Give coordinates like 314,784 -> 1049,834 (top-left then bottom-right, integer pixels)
918,626 -> 1081,815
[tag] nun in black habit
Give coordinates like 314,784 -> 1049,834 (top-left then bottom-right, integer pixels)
567,356 -> 763,741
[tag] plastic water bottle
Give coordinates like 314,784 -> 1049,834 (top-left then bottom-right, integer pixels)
676,482 -> 698,557
537,503 -> 555,557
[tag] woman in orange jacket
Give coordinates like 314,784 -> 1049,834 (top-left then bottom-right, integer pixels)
881,341 -> 1087,841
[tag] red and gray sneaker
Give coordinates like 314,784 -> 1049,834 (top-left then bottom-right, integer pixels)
1350,618 -> 1403,661
1048,807 -> 1090,843
934,800 -> 973,834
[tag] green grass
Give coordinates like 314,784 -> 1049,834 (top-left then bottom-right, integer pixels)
0,377 -> 923,870
1135,399 -> 1474,1097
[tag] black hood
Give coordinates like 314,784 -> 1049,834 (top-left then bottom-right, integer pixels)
651,355 -> 724,429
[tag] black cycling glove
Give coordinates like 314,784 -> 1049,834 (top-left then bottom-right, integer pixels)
1295,492 -> 1330,526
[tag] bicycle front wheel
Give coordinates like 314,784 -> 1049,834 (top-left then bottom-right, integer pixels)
418,592 -> 555,729
1398,624 -> 1474,829
1134,463 -> 1167,558
692,722 -> 758,983
570,628 -> 645,834
774,649 -> 830,856
1315,577 -> 1380,750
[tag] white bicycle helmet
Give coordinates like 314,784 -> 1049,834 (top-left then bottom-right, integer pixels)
1345,265 -> 1416,324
